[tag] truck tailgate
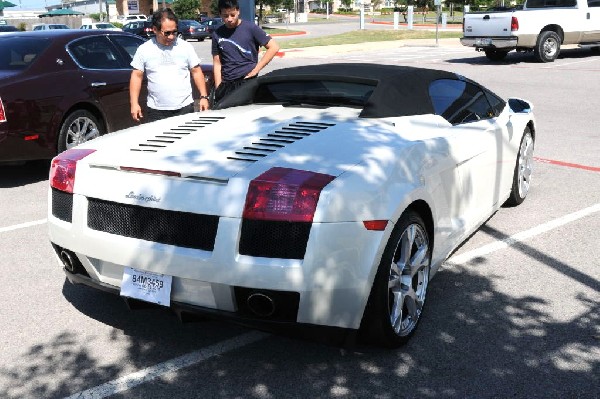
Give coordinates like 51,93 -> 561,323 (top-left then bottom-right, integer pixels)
463,12 -> 514,37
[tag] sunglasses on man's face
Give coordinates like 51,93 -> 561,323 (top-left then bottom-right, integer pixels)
161,30 -> 178,37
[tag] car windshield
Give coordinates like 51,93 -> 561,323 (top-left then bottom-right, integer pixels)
50,25 -> 69,29
0,37 -> 50,71
254,80 -> 376,108
96,23 -> 116,29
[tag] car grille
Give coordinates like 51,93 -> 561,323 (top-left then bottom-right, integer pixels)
87,198 -> 219,251
238,219 -> 311,259
52,188 -> 73,223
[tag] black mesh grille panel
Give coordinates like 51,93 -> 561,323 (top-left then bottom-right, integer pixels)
87,198 -> 219,251
239,219 -> 311,259
52,188 -> 73,223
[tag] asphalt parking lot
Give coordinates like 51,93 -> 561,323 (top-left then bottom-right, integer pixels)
0,32 -> 598,398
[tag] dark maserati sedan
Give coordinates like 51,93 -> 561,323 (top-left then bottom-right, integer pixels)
0,30 -> 212,162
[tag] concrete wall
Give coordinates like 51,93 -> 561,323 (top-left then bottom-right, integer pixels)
7,16 -> 85,31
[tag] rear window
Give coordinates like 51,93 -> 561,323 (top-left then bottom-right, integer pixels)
526,0 -> 577,8
0,37 -> 50,71
254,80 -> 376,108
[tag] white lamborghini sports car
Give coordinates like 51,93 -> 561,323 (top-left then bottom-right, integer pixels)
48,64 -> 535,347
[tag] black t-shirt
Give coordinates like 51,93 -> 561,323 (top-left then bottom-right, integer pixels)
211,20 -> 272,81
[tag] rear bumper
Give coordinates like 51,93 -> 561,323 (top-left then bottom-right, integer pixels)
460,36 -> 518,49
61,259 -> 357,346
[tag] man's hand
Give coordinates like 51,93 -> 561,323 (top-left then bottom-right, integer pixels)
131,103 -> 143,122
199,98 -> 209,111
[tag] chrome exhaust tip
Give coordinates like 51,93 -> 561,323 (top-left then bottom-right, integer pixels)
60,250 -> 76,272
247,292 -> 276,317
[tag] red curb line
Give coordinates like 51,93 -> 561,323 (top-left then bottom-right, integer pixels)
534,157 -> 600,172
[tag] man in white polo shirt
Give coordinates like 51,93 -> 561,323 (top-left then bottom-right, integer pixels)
129,8 -> 210,123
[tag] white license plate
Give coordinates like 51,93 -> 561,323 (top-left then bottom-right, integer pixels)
120,267 -> 173,306
475,38 -> 493,46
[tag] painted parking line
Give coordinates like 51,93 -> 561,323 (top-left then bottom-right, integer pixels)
534,157 -> 600,173
445,202 -> 600,267
63,331 -> 269,399
0,218 -> 47,234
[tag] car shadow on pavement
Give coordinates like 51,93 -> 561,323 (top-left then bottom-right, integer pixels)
0,160 -> 50,188
1,253 -> 598,398
448,46 -> 600,65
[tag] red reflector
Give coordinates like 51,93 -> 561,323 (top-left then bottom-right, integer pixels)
363,220 -> 388,231
120,166 -> 181,177
49,149 -> 96,193
243,167 -> 335,222
0,97 -> 7,123
24,134 -> 39,141
511,16 -> 519,31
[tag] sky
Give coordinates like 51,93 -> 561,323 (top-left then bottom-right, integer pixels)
10,0 -> 62,10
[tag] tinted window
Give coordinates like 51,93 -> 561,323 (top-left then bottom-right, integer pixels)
429,79 -> 496,125
527,0 -> 576,7
0,37 -> 50,70
254,80 -> 375,107
110,34 -> 144,62
68,36 -> 123,69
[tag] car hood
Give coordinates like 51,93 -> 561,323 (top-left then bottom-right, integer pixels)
70,104 -> 447,220
78,104 -> 408,181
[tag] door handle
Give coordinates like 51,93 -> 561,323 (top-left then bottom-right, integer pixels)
91,82 -> 107,87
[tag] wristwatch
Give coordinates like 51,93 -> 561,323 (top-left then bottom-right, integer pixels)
200,95 -> 209,100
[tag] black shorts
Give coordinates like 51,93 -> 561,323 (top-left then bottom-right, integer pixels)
214,77 -> 255,106
144,104 -> 194,124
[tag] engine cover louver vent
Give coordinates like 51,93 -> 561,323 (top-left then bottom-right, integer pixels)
228,121 -> 335,163
130,116 -> 225,152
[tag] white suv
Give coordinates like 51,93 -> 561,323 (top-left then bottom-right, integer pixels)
116,14 -> 147,23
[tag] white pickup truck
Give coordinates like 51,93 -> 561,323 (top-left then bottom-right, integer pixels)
461,0 -> 600,62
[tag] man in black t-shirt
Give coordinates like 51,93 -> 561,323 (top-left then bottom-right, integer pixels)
211,0 -> 280,105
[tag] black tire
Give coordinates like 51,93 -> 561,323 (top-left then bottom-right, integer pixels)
57,110 -> 103,153
359,210 -> 431,348
505,126 -> 534,207
534,31 -> 561,63
484,49 -> 509,61
199,37 -> 205,42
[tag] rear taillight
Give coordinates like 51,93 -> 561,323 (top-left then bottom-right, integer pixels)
0,97 -> 6,123
49,149 -> 96,193
243,167 -> 335,222
511,16 -> 519,31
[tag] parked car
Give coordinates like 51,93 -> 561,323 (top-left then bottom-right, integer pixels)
0,25 -> 19,32
80,23 -> 121,31
177,19 -> 209,41
122,21 -> 154,39
0,30 -> 144,162
0,30 -> 213,163
32,24 -> 70,30
116,14 -> 147,23
48,63 -> 536,347
200,17 -> 223,34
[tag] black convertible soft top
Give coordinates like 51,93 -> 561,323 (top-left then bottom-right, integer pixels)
216,63 -> 464,118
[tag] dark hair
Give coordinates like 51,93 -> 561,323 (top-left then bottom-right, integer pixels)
151,8 -> 178,30
218,0 -> 239,12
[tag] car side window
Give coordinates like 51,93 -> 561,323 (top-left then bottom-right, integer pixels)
110,35 -> 145,63
429,79 -> 496,125
68,36 -> 123,70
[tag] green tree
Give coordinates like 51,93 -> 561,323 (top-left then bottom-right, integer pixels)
340,0 -> 352,9
172,0 -> 201,19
